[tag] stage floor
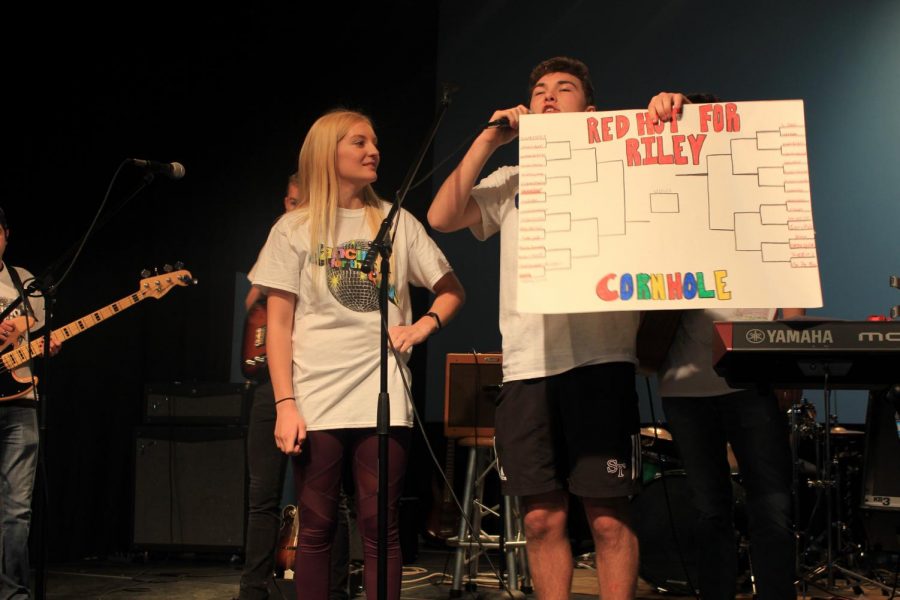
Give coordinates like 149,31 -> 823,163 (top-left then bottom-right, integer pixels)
42,547 -> 897,599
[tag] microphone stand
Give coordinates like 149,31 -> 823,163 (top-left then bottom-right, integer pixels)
360,86 -> 454,600
33,279 -> 54,600
1,164 -> 164,599
0,273 -> 54,600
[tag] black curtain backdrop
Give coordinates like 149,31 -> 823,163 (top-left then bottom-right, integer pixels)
8,0 -> 899,563
8,4 -> 439,561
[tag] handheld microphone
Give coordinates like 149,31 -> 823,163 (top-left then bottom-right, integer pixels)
485,117 -> 510,129
128,159 -> 186,180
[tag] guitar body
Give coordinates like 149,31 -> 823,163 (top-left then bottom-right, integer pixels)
0,366 -> 36,401
274,504 -> 300,577
0,316 -> 39,401
241,301 -> 268,380
423,438 -> 457,545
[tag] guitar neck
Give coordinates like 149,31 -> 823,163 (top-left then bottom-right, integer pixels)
2,289 -> 152,371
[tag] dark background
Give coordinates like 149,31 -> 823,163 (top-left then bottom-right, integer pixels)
5,0 -> 898,561
8,3 -> 440,560
426,0 -> 900,425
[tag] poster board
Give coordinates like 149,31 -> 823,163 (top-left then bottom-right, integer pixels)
516,100 -> 822,313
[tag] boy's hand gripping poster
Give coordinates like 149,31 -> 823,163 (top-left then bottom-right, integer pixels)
516,100 -> 823,313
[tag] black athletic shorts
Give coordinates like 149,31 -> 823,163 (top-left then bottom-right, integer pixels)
494,362 -> 641,498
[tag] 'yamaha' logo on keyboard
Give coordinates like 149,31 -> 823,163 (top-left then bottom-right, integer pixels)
745,329 -> 766,344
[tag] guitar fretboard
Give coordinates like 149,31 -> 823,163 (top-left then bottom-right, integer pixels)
1,290 -> 151,372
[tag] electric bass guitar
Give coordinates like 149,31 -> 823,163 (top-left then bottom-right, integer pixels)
274,504 -> 299,577
241,300 -> 268,380
0,268 -> 195,401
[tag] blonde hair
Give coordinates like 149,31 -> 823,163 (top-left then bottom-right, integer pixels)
296,110 -> 383,261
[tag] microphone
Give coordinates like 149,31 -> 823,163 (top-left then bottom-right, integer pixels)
485,117 -> 510,129
441,82 -> 461,104
128,159 -> 186,180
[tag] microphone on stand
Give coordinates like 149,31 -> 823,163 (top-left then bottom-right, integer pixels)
128,159 -> 186,180
441,82 -> 461,104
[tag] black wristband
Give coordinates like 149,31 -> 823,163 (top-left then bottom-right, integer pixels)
275,396 -> 295,405
425,311 -> 442,331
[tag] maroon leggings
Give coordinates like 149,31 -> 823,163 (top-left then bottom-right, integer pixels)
292,427 -> 410,600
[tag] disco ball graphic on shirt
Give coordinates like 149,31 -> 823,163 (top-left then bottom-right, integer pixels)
325,239 -> 380,312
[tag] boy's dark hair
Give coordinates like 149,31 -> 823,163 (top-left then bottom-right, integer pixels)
528,56 -> 594,107
286,172 -> 300,192
686,92 -> 721,104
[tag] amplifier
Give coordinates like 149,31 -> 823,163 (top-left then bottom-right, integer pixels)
132,426 -> 247,551
862,388 -> 900,510
144,381 -> 251,425
444,353 -> 502,439
861,387 -> 900,551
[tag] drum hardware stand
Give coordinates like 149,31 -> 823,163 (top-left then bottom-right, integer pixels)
806,275 -> 900,595
797,369 -> 896,595
790,398 -> 817,580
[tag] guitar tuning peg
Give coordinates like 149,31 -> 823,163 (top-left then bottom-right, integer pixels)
163,264 -> 173,273
140,269 -> 151,278
174,261 -> 184,270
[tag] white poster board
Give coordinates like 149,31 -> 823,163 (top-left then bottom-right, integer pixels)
516,100 -> 823,313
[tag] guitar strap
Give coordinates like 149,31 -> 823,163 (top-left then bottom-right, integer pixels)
5,264 -> 35,323
4,263 -> 41,398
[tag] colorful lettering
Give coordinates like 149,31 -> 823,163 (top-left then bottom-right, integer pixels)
586,117 -> 600,144
636,273 -> 652,300
666,272 -> 683,300
625,138 -> 641,167
714,270 -> 731,300
620,273 -> 634,301
683,272 -> 698,299
594,269 -> 733,303
687,134 -> 706,165
696,272 -> 716,298
615,115 -> 630,138
699,103 -> 741,133
650,273 -> 666,300
596,273 -> 618,301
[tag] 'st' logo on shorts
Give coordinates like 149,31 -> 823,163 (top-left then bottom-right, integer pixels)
606,459 -> 626,478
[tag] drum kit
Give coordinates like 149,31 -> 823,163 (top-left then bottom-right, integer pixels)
632,402 -> 869,595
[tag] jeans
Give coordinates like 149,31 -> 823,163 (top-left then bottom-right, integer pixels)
0,403 -> 38,600
663,389 -> 795,600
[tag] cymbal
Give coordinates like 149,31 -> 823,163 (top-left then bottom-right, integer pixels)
830,426 -> 864,435
640,426 -> 673,441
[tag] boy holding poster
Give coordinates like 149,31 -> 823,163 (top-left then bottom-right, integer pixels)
428,57 -> 686,600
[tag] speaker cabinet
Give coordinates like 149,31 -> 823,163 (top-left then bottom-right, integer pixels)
861,388 -> 900,551
444,353 -> 502,438
144,382 -> 251,425
133,426 -> 247,551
